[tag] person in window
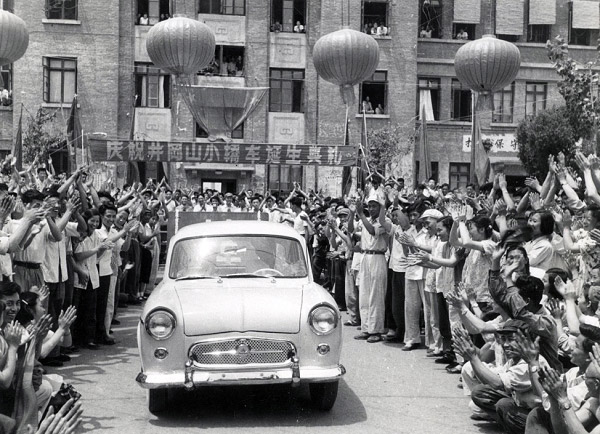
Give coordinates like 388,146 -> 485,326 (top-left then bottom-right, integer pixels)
362,97 -> 374,114
363,23 -> 372,34
456,28 -> 469,40
1,89 -> 10,107
139,14 -> 149,25
377,23 -> 388,36
420,25 -> 433,38
370,23 -> 379,36
294,21 -> 305,33
235,56 -> 243,75
271,21 -> 283,32
375,104 -> 384,114
136,14 -> 142,25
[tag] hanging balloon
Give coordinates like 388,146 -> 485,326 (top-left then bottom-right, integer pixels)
146,15 -> 215,76
0,10 -> 29,66
313,28 -> 379,106
454,35 -> 521,110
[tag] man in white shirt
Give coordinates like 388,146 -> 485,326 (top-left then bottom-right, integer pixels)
290,196 -> 309,243
217,193 -> 240,212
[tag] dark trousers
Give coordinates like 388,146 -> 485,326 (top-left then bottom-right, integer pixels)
125,240 -> 141,298
64,255 -> 75,309
73,282 -> 97,345
390,271 -> 405,339
437,292 -> 455,358
471,384 -> 531,434
525,406 -> 554,434
114,267 -> 123,317
333,257 -> 346,310
96,275 -> 111,340
46,281 -> 65,357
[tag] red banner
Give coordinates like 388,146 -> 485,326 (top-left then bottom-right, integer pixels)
88,139 -> 358,166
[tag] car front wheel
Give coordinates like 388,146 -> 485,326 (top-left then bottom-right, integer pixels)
309,380 -> 339,411
148,388 -> 169,414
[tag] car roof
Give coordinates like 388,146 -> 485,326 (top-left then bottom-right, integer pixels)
173,221 -> 303,242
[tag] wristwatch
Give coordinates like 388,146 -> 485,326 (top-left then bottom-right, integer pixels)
560,400 -> 572,411
529,365 -> 539,374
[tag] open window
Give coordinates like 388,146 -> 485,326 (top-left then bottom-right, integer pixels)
417,77 -> 440,121
452,23 -> 475,40
271,0 -> 306,33
0,65 -> 11,107
419,0 -> 442,38
268,165 -> 303,195
492,83 -> 514,123
569,1 -> 599,46
134,63 -> 171,108
359,71 -> 387,115
198,45 -> 245,77
199,0 -> 245,15
451,79 -> 471,121
527,25 -> 551,43
269,69 -> 305,113
196,122 -> 244,139
137,0 -> 170,25
362,0 -> 390,37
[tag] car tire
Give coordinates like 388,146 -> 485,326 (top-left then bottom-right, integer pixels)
309,380 -> 339,411
148,388 -> 169,414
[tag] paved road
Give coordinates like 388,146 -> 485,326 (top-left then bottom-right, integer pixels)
51,306 -> 503,433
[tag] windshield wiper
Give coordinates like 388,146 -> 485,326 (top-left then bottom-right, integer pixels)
175,275 -> 215,281
220,273 -> 272,278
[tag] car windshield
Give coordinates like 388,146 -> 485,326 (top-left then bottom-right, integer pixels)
169,235 -> 309,280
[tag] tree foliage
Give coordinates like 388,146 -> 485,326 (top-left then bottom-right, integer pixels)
367,124 -> 414,174
23,108 -> 65,165
516,106 -> 579,177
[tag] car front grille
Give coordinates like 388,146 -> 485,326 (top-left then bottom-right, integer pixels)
189,339 -> 296,366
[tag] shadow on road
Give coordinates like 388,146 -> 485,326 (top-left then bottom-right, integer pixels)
148,380 -> 366,428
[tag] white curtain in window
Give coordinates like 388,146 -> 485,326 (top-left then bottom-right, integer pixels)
141,76 -> 147,106
453,0 -> 481,24
572,1 -> 600,29
419,89 -> 435,121
496,0 -> 524,34
529,0 -> 556,25
159,75 -> 165,108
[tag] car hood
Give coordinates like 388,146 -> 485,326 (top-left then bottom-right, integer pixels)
174,279 -> 303,336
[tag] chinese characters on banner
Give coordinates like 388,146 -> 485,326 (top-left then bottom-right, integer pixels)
462,133 -> 518,153
89,139 -> 358,166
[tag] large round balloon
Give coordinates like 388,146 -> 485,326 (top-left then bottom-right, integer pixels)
146,16 -> 215,76
313,29 -> 379,105
454,34 -> 521,94
0,10 -> 29,66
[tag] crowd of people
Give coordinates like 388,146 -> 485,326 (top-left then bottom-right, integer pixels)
363,21 -> 390,37
175,150 -> 600,434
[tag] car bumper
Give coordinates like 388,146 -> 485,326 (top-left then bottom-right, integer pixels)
136,363 -> 346,389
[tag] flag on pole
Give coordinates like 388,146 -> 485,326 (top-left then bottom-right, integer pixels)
12,105 -> 22,171
417,101 -> 431,184
127,95 -> 140,184
359,111 -> 372,188
66,95 -> 81,174
470,92 -> 490,186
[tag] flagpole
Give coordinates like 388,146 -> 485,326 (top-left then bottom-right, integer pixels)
470,91 -> 477,186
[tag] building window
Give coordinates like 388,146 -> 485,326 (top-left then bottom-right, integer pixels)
449,163 -> 470,189
359,71 -> 387,114
43,58 -> 77,104
137,0 -> 171,24
525,82 -> 547,117
453,23 -> 475,40
362,0 -> 390,37
199,0 -> 245,15
268,164 -> 303,194
431,161 -> 439,183
0,0 -> 13,12
269,69 -> 304,113
497,34 -> 520,43
134,63 -> 171,108
196,122 -> 244,139
527,24 -> 551,43
492,83 -> 514,123
0,65 -> 12,107
46,0 -> 78,20
451,79 -> 471,121
198,45 -> 244,76
271,0 -> 306,33
417,77 -> 440,120
570,28 -> 598,46
419,0 -> 442,38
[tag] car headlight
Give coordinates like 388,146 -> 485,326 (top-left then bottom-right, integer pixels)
308,305 -> 338,335
145,310 -> 176,340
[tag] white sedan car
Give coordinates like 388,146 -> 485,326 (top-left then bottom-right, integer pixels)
136,221 -> 345,414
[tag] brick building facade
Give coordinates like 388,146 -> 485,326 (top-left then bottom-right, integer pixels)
2,0 -> 599,194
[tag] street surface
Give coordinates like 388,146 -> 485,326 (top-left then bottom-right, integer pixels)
52,307 -> 503,434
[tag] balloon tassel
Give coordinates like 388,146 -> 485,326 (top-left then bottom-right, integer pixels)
476,91 -> 494,112
340,85 -> 355,107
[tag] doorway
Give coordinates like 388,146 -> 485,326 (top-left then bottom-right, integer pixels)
202,179 -> 237,194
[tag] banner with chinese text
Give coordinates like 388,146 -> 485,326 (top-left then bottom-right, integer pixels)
89,139 -> 358,166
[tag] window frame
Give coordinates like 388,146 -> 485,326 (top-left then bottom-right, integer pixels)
269,68 -> 305,113
361,0 -> 390,37
267,164 -> 303,196
198,45 -> 245,77
198,0 -> 245,15
525,82 -> 547,117
45,0 -> 78,20
418,0 -> 442,38
358,70 -> 388,114
527,24 -> 551,43
417,77 -> 441,121
43,57 -> 77,104
134,62 -> 171,108
449,162 -> 470,190
196,122 -> 244,139
451,78 -> 472,122
452,23 -> 476,40
270,0 -> 306,33
492,82 -> 515,124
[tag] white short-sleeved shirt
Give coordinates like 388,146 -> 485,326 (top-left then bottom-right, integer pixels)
75,231 -> 101,289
